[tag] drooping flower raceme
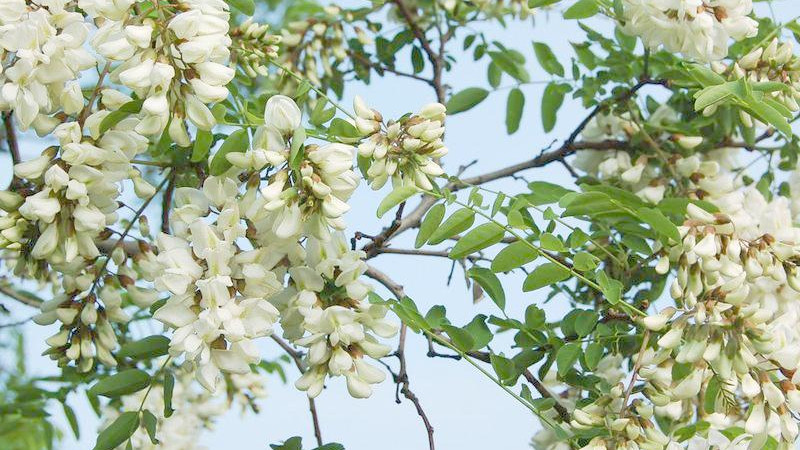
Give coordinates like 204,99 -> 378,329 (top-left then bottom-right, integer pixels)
355,96 -> 448,191
273,232 -> 398,398
154,177 -> 282,392
620,0 -> 758,62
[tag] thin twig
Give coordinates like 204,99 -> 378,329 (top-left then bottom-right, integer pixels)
365,266 -> 436,450
2,112 -> 21,187
620,329 -> 650,418
391,0 -> 446,103
270,334 -> 323,446
0,283 -> 43,308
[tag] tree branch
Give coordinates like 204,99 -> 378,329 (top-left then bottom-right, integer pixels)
270,335 -> 324,446
391,0 -> 446,103
365,265 -> 436,450
0,282 -> 43,308
2,112 -> 21,187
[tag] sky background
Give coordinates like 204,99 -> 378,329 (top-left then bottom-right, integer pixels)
2,1 -> 800,449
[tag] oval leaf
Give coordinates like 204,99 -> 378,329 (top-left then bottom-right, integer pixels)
428,209 -> 476,245
523,262 -> 570,292
90,369 -> 151,398
446,88 -> 489,114
450,223 -> 505,260
209,129 -> 249,175
377,185 -> 419,218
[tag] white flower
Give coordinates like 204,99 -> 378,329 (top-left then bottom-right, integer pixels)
264,95 -> 302,135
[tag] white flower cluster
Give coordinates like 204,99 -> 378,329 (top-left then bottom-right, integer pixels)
228,95 -> 361,241
154,177 -> 282,391
574,109 -> 703,204
355,96 -> 448,191
90,0 -> 234,138
0,112 -> 158,372
621,0 -> 758,62
230,19 -> 282,78
150,96 -> 398,397
279,6 -> 352,88
563,149 -> 800,448
711,38 -> 800,125
0,0 -> 95,131
4,115 -> 150,266
276,233 -> 398,398
643,153 -> 800,447
99,370 -> 264,450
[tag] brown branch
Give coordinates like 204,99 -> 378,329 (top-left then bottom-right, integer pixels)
161,172 -> 177,234
270,335 -> 323,446
391,0 -> 446,103
375,247 -> 489,263
2,112 -> 21,187
620,329 -> 650,418
0,282 -> 43,308
79,62 -> 111,126
347,50 -> 434,84
365,266 -> 436,450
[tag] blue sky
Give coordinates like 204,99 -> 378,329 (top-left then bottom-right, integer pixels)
2,1 -> 799,449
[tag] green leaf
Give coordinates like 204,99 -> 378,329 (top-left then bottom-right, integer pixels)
141,410 -> 159,445
424,305 -> 447,329
745,96 -> 792,135
468,267 -> 506,310
533,42 -> 564,76
227,0 -> 255,15
489,51 -> 530,83
542,83 -> 566,132
446,88 -> 489,114
529,0 -> 561,6
490,354 -> 518,385
289,127 -> 306,170
99,100 -> 143,134
450,223 -> 505,259
271,437 -> 303,450
415,203 -> 446,248
539,233 -> 566,252
63,403 -> 80,439
574,310 -> 598,337
376,185 -> 418,218
563,0 -> 598,19
523,263 -> 570,292
93,411 -> 139,450
442,325 -> 475,352
492,241 -> 539,272
637,207 -> 680,243
505,88 -> 525,134
191,130 -> 214,162
90,369 -> 151,398
488,62 -> 502,88
209,129 -> 249,176
314,444 -> 346,450
694,83 -> 736,111
328,118 -> 361,139
117,335 -> 170,360
428,208 -> 476,245
411,46 -> 424,73
556,343 -> 581,376
464,315 -> 493,350
528,181 -> 573,205
596,271 -> 622,304
584,342 -> 603,371
163,372 -> 175,418
573,252 -> 598,271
